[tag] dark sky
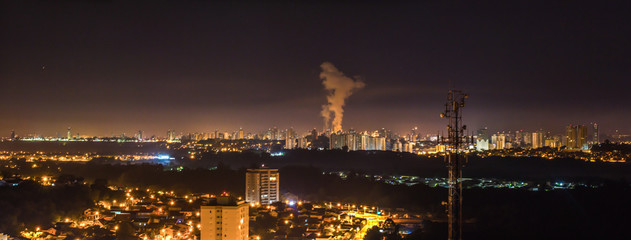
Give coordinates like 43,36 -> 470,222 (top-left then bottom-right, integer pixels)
1,0 -> 630,137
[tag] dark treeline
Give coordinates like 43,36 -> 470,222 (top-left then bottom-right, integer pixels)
172,149 -> 631,180
0,179 -> 124,238
0,181 -> 93,236
592,140 -> 631,154
2,159 -> 245,195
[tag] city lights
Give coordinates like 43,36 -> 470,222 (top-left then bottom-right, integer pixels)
2,1 -> 630,239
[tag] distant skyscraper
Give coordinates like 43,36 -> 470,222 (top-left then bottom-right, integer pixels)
514,130 -> 524,146
264,129 -> 272,140
565,124 -> 589,149
136,130 -> 143,140
523,132 -> 532,146
532,132 -> 544,149
67,127 -> 71,139
329,131 -> 384,151
545,137 -> 560,148
238,128 -> 244,139
402,141 -> 414,153
329,133 -> 344,150
200,195 -> 249,240
167,130 -> 176,141
285,137 -> 295,149
492,134 -> 506,149
297,137 -> 308,149
411,126 -> 419,142
392,139 -> 403,152
565,125 -> 576,148
271,127 -> 279,140
592,123 -> 599,144
245,168 -> 279,205
577,125 -> 588,149
10,130 -> 15,139
287,128 -> 296,140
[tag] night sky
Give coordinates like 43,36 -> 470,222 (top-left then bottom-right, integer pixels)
1,1 -> 630,137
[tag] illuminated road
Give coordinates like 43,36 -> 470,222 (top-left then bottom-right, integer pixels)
351,212 -> 385,240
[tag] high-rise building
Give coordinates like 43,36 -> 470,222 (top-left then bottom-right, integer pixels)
297,137 -> 308,149
167,130 -> 176,141
532,132 -> 544,149
410,126 -> 419,142
284,128 -> 296,148
10,130 -> 15,139
310,129 -> 318,140
402,141 -> 414,153
374,136 -> 386,151
565,125 -> 577,149
492,134 -> 506,149
200,195 -> 249,240
329,133 -> 344,150
287,128 -> 296,140
285,137 -> 295,149
577,125 -> 588,149
238,128 -> 244,139
136,130 -> 143,140
67,127 -> 72,139
245,168 -> 279,205
514,130 -> 524,147
330,131 -> 385,151
545,138 -> 559,148
271,127 -> 279,140
565,124 -> 588,149
392,139 -> 403,152
592,123 -> 599,144
523,132 -> 532,146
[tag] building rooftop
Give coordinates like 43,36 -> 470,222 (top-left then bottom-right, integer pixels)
202,194 -> 246,206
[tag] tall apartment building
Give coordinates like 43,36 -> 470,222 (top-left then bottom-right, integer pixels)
491,134 -> 506,149
200,195 -> 249,240
566,124 -> 588,149
238,128 -> 244,139
532,132 -> 544,149
592,123 -> 599,144
167,130 -> 176,141
330,132 -> 386,151
245,168 -> 279,204
285,137 -> 295,149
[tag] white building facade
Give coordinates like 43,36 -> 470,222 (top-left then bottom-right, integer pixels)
245,168 -> 279,204
200,196 -> 249,240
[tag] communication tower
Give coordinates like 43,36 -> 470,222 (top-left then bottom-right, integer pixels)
440,90 -> 468,240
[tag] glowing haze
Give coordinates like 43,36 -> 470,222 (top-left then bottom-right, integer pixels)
320,62 -> 365,133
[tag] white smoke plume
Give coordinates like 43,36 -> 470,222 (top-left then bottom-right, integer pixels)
320,62 -> 365,133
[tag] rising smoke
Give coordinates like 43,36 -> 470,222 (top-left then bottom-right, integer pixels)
320,62 -> 365,133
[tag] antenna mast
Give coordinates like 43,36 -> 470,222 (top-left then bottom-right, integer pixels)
441,89 -> 468,240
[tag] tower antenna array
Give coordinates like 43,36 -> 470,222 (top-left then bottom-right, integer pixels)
441,89 -> 468,240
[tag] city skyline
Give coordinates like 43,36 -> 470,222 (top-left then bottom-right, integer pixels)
2,2 -> 631,240
2,1 -> 630,137
4,122 -> 615,140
